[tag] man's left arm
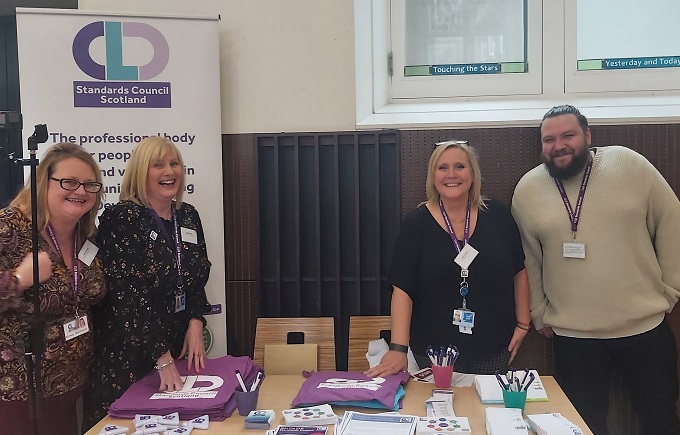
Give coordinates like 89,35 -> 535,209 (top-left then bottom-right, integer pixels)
648,167 -> 680,311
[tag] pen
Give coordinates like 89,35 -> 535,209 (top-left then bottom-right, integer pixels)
523,372 -> 536,391
235,369 -> 248,392
495,371 -> 508,390
250,371 -> 263,392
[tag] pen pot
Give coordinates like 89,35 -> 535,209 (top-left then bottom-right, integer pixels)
431,364 -> 454,388
502,389 -> 527,414
235,385 -> 260,416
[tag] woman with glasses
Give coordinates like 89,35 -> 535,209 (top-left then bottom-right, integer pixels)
366,141 -> 530,377
0,142 -> 106,435
84,137 -> 211,429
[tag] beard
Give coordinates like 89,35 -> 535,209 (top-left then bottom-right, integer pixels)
541,145 -> 590,180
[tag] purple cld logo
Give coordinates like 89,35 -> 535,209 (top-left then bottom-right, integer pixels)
72,21 -> 171,108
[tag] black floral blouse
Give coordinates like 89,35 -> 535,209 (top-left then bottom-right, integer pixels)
0,207 -> 105,401
84,200 -> 211,426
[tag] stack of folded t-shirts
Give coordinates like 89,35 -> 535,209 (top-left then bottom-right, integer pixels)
108,355 -> 261,421
290,370 -> 411,411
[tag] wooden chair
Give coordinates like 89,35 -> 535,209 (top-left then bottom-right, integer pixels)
347,315 -> 392,372
253,317 -> 336,371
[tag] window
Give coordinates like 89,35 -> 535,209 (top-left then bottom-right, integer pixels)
355,0 -> 680,128
565,0 -> 680,93
392,0 -> 541,99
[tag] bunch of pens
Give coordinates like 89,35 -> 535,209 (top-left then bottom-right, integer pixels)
426,345 -> 459,367
235,369 -> 264,392
494,367 -> 535,392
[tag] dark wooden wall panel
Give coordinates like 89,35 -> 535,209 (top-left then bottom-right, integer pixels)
222,134 -> 258,356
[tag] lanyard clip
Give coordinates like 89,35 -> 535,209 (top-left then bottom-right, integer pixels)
572,231 -> 576,240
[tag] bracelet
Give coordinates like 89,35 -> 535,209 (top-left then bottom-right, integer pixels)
389,343 -> 409,353
516,323 -> 530,331
516,321 -> 531,327
154,359 -> 174,371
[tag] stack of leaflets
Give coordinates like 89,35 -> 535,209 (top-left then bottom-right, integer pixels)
282,404 -> 337,426
485,408 -> 528,435
266,426 -> 328,435
475,370 -> 548,404
335,411 -> 417,435
244,409 -> 276,430
527,413 -> 584,435
425,389 -> 455,417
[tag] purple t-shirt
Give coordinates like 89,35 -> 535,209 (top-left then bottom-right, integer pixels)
109,355 -> 260,421
291,371 -> 410,410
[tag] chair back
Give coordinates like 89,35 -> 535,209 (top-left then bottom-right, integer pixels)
254,317 -> 336,371
348,315 -> 392,372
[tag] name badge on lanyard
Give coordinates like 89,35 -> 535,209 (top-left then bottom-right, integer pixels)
149,207 -> 187,313
440,199 -> 477,335
555,155 -> 592,260
63,315 -> 89,340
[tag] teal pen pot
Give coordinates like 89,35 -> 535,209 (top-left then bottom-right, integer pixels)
502,389 -> 527,414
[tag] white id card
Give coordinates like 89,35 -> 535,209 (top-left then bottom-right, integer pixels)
180,227 -> 198,244
175,292 -> 186,313
454,244 -> 478,270
63,315 -> 89,340
77,240 -> 98,266
563,242 -> 586,258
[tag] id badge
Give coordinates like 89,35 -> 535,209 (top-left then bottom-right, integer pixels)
563,242 -> 586,258
175,292 -> 186,313
63,315 -> 89,341
453,309 -> 475,327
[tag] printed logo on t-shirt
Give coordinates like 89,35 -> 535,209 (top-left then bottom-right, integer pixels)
317,377 -> 385,391
150,375 -> 224,399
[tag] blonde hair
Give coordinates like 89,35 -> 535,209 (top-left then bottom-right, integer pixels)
120,136 -> 185,208
425,141 -> 487,210
10,142 -> 104,237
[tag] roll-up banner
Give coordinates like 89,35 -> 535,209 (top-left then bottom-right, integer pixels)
16,8 -> 226,356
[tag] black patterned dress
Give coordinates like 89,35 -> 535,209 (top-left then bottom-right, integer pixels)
84,200 -> 211,427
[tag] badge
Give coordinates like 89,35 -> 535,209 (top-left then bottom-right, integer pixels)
454,244 -> 478,270
180,227 -> 198,244
175,292 -> 186,313
77,239 -> 98,266
63,315 -> 89,341
562,242 -> 586,258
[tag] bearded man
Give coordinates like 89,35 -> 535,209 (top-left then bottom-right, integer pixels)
512,105 -> 680,435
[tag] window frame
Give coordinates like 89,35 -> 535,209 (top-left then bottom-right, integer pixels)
355,0 -> 680,129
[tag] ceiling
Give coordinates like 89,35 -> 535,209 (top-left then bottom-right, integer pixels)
1,0 -> 76,16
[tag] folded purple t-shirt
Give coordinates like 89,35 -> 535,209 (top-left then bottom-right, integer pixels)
291,371 -> 410,410
108,355 -> 260,421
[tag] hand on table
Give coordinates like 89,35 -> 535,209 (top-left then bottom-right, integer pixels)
364,350 -> 408,377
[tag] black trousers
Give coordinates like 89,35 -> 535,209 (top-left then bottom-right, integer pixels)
554,320 -> 680,435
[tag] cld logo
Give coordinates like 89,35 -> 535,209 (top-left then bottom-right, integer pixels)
72,21 -> 169,80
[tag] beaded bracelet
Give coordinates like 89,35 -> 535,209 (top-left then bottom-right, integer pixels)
154,359 -> 174,371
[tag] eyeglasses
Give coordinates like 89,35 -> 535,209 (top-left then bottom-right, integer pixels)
49,177 -> 103,193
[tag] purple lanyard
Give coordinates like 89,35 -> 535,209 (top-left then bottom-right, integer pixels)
149,207 -> 184,289
439,197 -> 471,254
553,156 -> 593,238
45,223 -> 80,303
